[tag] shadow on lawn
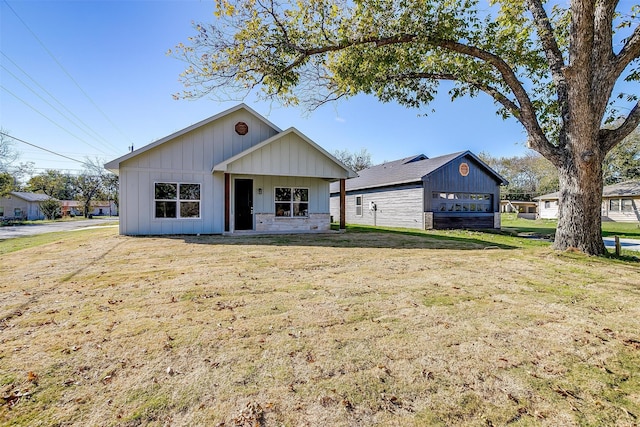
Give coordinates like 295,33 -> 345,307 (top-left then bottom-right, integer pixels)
139,225 -> 519,251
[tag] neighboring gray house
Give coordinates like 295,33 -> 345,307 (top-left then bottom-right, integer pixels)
329,151 -> 508,230
536,180 -> 640,222
0,192 -> 54,220
105,104 -> 356,235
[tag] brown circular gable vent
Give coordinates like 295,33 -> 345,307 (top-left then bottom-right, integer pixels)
235,121 -> 249,135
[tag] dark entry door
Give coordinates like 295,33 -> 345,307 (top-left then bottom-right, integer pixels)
234,179 -> 253,230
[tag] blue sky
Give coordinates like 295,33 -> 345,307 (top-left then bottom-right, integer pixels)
0,0 -> 559,175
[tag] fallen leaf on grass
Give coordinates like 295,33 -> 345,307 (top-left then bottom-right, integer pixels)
231,401 -> 265,426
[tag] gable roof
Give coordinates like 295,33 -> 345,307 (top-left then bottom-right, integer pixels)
212,127 -> 357,180
104,103 -> 281,173
536,180 -> 640,200
331,151 -> 507,192
602,180 -> 640,197
8,192 -> 55,202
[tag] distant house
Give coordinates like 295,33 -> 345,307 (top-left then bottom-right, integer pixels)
61,200 -> 118,217
329,151 -> 508,230
536,181 -> 640,222
0,192 -> 54,220
500,200 -> 538,219
105,104 -> 356,235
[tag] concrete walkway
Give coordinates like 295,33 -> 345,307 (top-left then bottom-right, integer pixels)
603,237 -> 640,252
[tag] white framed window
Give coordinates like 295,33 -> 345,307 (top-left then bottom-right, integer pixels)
621,199 -> 633,212
609,199 -> 620,211
14,208 -> 22,218
355,196 -> 363,216
275,187 -> 308,217
154,182 -> 201,219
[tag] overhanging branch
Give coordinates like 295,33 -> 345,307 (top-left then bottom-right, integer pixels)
599,101 -> 640,152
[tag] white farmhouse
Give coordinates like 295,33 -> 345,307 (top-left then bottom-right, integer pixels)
105,104 -> 356,235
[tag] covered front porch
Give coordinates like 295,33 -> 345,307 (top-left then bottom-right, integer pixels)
213,128 -> 356,234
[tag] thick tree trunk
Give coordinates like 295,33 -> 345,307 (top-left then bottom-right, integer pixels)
553,154 -> 606,255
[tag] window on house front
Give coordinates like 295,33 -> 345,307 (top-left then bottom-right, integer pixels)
609,199 -> 620,211
154,183 -> 201,219
433,192 -> 492,212
0,207 -> 3,217
14,208 -> 22,218
275,187 -> 308,217
355,196 -> 363,216
621,199 -> 633,212
544,201 -> 551,209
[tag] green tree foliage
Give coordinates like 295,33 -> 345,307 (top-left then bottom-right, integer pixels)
0,172 -> 15,196
27,170 -> 76,200
480,151 -> 559,200
171,0 -> 640,255
333,148 -> 373,172
75,158 -> 110,218
39,198 -> 62,220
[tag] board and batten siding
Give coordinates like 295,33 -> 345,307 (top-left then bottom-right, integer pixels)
222,132 -> 347,179
117,109 -> 278,235
423,156 -> 501,212
423,155 -> 502,229
330,184 -> 424,229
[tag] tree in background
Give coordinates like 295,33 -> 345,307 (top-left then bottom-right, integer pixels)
333,148 -> 373,172
603,127 -> 640,185
480,151 -> 558,200
75,158 -> 109,218
0,172 -> 15,196
27,170 -> 77,200
102,173 -> 119,215
171,1 -> 639,255
0,129 -> 19,173
39,198 -> 62,220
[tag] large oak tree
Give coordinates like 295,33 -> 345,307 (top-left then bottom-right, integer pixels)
171,0 -> 640,255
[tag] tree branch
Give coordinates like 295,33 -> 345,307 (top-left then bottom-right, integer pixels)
386,72 -> 522,119
600,101 -> 640,152
525,0 -> 571,153
526,0 -> 566,81
614,24 -> 640,76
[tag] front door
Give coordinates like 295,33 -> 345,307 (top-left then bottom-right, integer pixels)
234,179 -> 253,230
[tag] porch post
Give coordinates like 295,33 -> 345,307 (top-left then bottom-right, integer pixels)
224,173 -> 230,232
340,178 -> 346,230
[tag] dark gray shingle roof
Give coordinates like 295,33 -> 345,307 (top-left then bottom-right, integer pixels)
330,151 -> 506,193
9,192 -> 54,202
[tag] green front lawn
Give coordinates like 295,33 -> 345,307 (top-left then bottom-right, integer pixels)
501,213 -> 640,239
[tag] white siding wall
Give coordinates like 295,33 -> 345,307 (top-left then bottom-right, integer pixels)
537,200 -> 559,219
118,110 -> 278,235
226,133 -> 347,178
0,196 -> 44,220
603,197 -> 640,222
330,186 -> 424,229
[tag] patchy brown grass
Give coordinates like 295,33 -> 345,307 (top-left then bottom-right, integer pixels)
1,227 -> 639,426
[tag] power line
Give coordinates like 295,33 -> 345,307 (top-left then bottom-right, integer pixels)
0,131 -> 89,166
1,85 -> 110,154
0,62 -> 119,155
2,0 -> 135,146
0,51 -> 120,153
